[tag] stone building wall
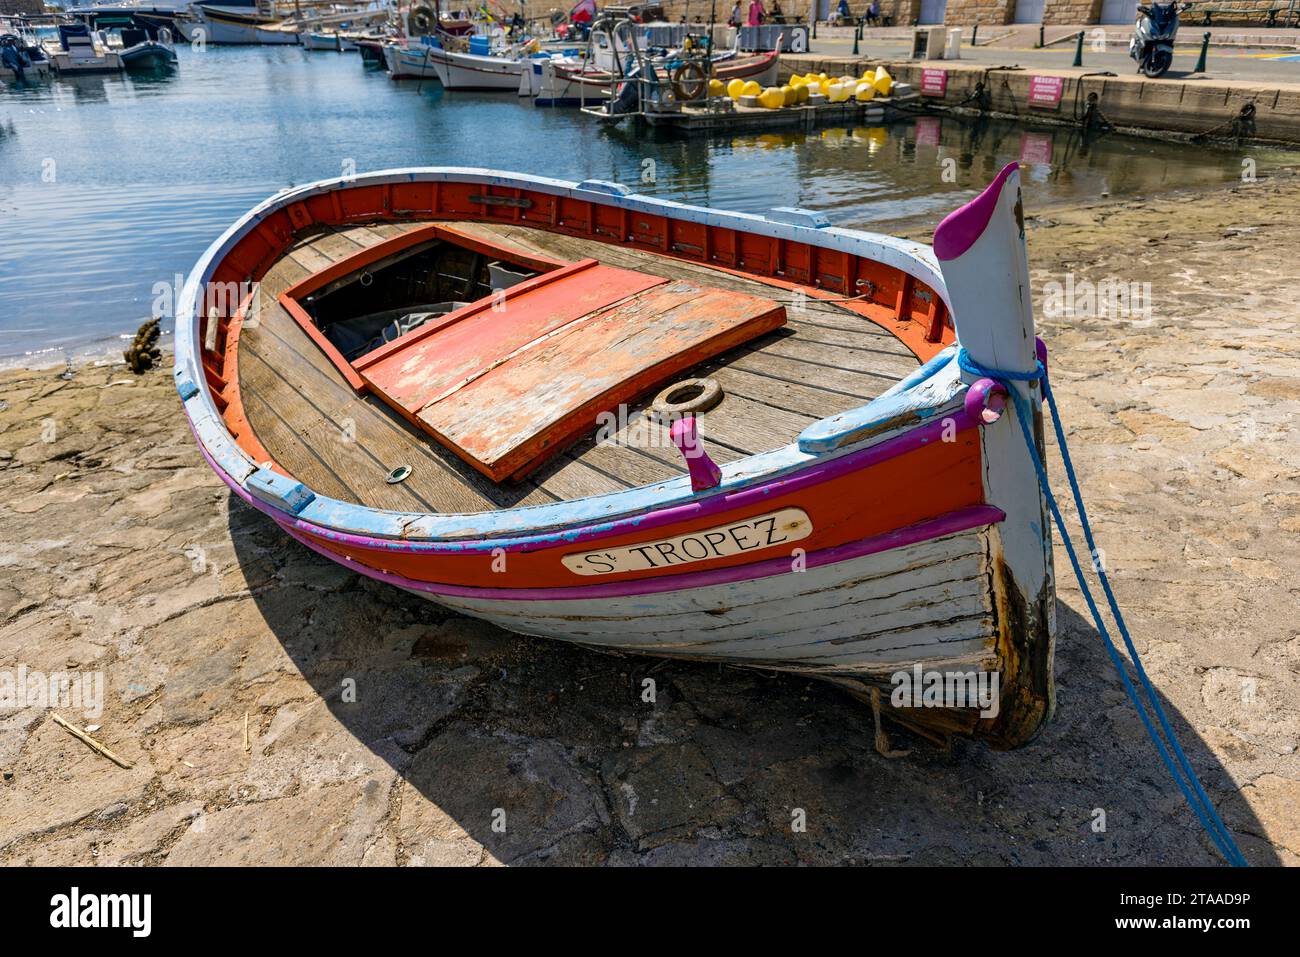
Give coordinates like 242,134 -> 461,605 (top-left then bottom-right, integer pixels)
942,0 -> 1014,25
0,0 -> 45,16
1041,0 -> 1103,25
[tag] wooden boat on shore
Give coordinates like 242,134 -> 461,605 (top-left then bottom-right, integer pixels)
175,165 -> 1056,747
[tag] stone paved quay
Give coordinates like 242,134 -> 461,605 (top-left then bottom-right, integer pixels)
1,174 -> 1297,866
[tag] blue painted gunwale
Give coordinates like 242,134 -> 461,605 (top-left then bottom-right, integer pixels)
174,167 -> 964,546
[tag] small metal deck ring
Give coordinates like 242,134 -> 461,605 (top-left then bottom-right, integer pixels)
651,378 -> 723,420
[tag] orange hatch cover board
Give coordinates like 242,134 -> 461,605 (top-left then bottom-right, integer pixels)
356,259 -> 787,482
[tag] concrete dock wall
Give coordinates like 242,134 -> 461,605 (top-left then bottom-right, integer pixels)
781,57 -> 1300,144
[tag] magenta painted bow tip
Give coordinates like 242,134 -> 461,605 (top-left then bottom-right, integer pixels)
932,162 -> 1021,263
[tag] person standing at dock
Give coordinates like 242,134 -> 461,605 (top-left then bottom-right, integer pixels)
747,0 -> 766,26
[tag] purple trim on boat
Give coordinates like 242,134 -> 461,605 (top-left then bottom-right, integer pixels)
932,162 -> 1019,263
281,506 -> 1006,601
670,416 -> 723,492
193,418 -> 1004,600
964,377 -> 1008,425
230,398 -> 987,554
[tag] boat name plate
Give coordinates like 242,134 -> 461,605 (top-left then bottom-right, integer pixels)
561,507 -> 812,576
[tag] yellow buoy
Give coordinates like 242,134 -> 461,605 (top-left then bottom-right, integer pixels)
873,65 -> 893,96
727,78 -> 745,99
781,85 -> 798,106
758,86 -> 784,109
742,80 -> 762,97
709,78 -> 725,97
789,75 -> 806,88
795,82 -> 810,103
855,80 -> 875,102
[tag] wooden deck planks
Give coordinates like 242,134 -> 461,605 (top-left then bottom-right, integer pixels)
235,218 -> 921,511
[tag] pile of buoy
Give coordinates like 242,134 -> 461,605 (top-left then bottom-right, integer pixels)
714,66 -> 894,110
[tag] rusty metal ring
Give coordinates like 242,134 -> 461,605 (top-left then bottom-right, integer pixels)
651,378 -> 722,420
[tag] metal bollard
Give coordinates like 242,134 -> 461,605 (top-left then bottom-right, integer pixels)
971,23 -> 978,46
1194,31 -> 1210,73
1072,30 -> 1084,67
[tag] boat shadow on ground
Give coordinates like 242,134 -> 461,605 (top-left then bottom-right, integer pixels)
231,496 -> 1276,866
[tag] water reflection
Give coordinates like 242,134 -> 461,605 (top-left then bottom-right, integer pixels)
0,44 -> 1294,361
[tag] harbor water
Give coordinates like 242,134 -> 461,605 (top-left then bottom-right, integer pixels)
0,43 -> 1294,365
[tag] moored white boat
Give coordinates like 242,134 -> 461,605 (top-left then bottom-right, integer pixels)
301,30 -> 357,51
423,44 -> 529,90
181,2 -> 300,45
44,23 -> 124,74
0,22 -> 52,80
175,165 -> 1057,747
383,38 -> 440,78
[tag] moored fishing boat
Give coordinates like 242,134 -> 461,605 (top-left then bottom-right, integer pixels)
175,165 -> 1056,747
421,42 -> 533,90
181,1 -> 300,45
526,46 -> 779,107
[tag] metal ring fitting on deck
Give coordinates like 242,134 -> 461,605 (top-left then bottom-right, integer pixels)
386,465 -> 412,484
651,378 -> 723,420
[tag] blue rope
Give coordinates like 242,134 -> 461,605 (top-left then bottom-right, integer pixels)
958,348 -> 1248,867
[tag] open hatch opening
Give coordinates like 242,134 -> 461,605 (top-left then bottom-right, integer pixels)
299,238 -> 544,362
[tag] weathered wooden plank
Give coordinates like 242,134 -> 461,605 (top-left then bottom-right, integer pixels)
242,303 -> 556,511
239,347 -> 435,513
404,279 -> 785,481
456,221 -> 901,341
725,346 -> 891,399
449,532 -> 987,629
705,365 -> 866,419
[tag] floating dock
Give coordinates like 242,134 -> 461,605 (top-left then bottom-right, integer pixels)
637,92 -> 920,132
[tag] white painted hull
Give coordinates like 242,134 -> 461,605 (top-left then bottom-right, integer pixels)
526,58 -> 611,106
302,32 -> 357,51
0,60 -> 51,80
384,42 -> 440,79
49,49 -> 123,73
421,525 -> 1001,679
429,47 -> 526,90
183,8 -> 300,45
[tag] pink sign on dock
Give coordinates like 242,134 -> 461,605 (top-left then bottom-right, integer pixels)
920,68 -> 947,97
1028,75 -> 1064,109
